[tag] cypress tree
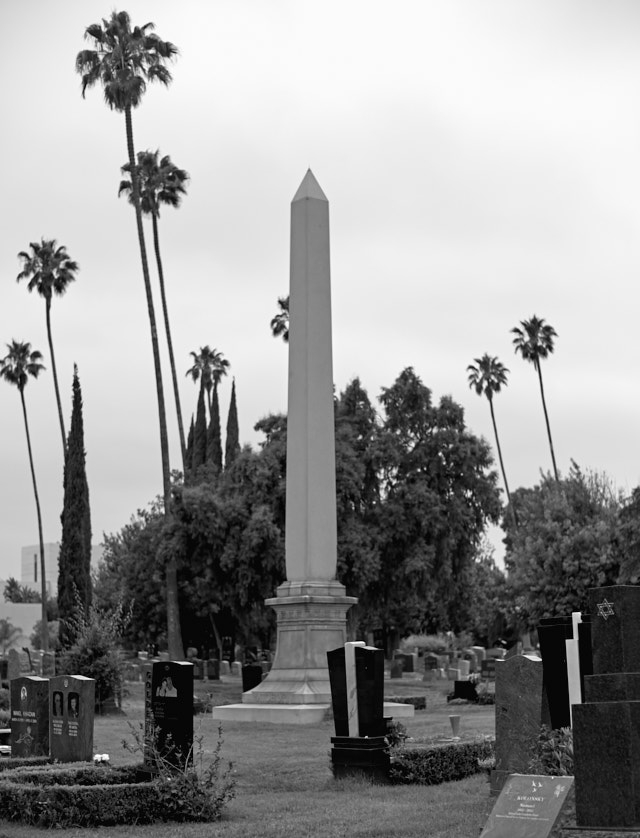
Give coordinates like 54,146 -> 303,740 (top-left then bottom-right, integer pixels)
58,366 -> 92,648
185,415 -> 195,469
225,378 -> 240,469
192,387 -> 207,470
206,384 -> 223,474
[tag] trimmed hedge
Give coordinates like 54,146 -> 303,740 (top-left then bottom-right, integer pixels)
390,737 -> 495,785
386,696 -> 427,710
0,763 -> 232,827
0,756 -> 51,771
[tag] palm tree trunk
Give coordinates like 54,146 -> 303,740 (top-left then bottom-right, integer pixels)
124,105 -> 184,660
488,397 -> 518,529
20,389 -> 48,652
151,214 -> 187,473
535,361 -> 559,482
45,296 -> 67,457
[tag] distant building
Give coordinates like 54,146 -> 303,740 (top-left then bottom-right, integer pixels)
20,543 -> 103,595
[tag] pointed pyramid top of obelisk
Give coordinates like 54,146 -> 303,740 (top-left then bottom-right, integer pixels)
292,169 -> 328,203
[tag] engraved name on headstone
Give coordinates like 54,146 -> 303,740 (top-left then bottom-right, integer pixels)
49,674 -> 95,762
481,774 -> 574,838
10,675 -> 49,757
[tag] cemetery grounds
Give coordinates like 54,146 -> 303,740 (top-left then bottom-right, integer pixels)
0,675 -> 495,838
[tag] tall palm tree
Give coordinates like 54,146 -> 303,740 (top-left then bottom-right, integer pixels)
270,295 -> 289,343
186,346 -> 230,417
512,315 -> 559,482
0,341 -> 48,651
467,355 -> 518,529
119,150 -> 189,472
16,239 -> 78,456
76,11 -> 184,658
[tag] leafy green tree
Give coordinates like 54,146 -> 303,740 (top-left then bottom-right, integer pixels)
369,368 -> 502,651
0,341 -> 48,651
270,295 -> 289,343
466,539 -> 513,647
206,386 -> 223,475
57,595 -> 131,713
505,462 -> 620,625
192,387 -> 207,472
467,354 -> 517,528
119,150 -> 189,471
77,11 -> 183,657
94,503 -> 167,650
512,315 -> 559,481
16,238 -> 79,456
225,379 -> 240,470
0,619 -> 21,655
3,578 -> 40,603
334,379 -> 381,630
58,366 -> 92,648
616,487 -> 640,584
185,416 -> 195,469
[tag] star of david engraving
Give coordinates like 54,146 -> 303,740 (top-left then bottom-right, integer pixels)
597,598 -> 615,620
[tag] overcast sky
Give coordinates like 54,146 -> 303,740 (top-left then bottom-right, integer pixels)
2,1 -> 640,583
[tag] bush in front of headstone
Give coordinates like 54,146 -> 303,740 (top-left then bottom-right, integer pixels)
527,724 -> 573,776
123,720 -> 235,822
0,687 -> 9,725
57,599 -> 130,714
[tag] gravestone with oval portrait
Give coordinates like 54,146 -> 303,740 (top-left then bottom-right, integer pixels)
144,660 -> 194,770
10,675 -> 50,757
49,674 -> 95,762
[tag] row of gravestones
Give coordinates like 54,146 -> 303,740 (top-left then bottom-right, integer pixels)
8,661 -> 195,771
10,674 -> 95,761
487,584 -> 640,834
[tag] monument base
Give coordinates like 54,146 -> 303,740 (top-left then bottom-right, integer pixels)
209,701 -> 415,725
244,581 -> 357,705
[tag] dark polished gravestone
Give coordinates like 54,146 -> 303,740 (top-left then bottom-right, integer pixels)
490,655 -> 547,795
10,676 -> 49,757
537,615 -> 592,730
327,642 -> 389,782
49,674 -> 95,762
481,774 -> 574,838
144,660 -> 194,771
572,586 -> 640,832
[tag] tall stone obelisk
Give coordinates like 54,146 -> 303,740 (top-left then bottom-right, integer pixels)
246,170 -> 356,706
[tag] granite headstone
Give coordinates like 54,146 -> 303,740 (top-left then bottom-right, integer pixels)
49,674 -> 95,762
491,655 -> 546,795
573,586 -> 640,830
145,660 -> 194,770
10,675 -> 49,757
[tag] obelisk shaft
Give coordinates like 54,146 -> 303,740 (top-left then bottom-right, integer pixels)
285,170 -> 337,582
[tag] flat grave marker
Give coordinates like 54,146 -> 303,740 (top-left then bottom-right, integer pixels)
480,774 -> 573,837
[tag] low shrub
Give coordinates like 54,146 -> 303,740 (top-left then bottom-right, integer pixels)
399,634 -> 448,655
0,756 -> 51,772
386,695 -> 427,710
390,738 -> 495,785
384,721 -> 408,749
0,723 -> 236,828
527,725 -> 573,776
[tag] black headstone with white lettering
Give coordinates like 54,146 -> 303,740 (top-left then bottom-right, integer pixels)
573,586 -> 640,830
10,676 -> 49,757
327,644 -> 389,782
145,660 -> 193,770
537,614 -> 592,730
49,674 -> 95,762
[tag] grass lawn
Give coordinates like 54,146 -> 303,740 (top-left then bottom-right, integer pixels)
0,675 -> 497,837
